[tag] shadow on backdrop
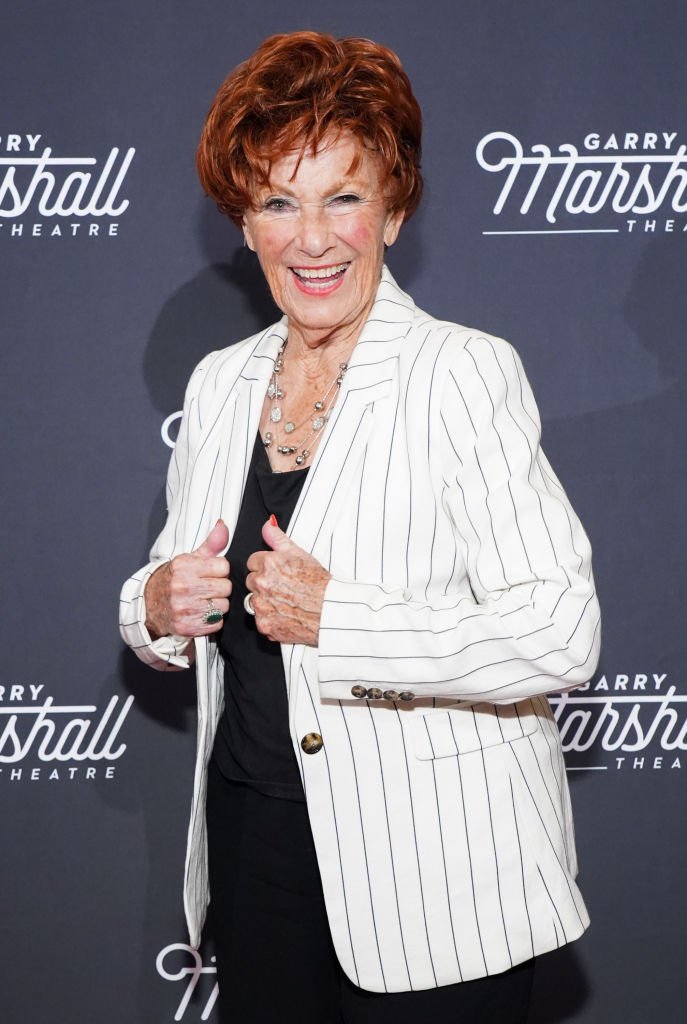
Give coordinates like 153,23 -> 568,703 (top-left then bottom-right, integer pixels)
544,232 -> 687,675
536,234 -> 687,1023
529,946 -> 590,1024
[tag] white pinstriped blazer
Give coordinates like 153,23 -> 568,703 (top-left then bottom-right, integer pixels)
120,267 -> 600,993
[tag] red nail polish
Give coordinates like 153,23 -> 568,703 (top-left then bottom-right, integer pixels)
269,514 -> 278,527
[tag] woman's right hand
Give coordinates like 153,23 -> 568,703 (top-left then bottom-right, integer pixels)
144,520 -> 231,639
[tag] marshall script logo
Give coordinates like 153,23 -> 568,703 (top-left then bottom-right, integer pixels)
156,943 -> 218,1022
0,132 -> 135,239
551,671 -> 686,772
476,130 -> 686,235
0,681 -> 134,782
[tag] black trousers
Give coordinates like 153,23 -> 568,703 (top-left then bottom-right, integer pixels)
206,760 -> 534,1024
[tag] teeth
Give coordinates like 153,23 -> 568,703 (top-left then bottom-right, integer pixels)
292,263 -> 349,280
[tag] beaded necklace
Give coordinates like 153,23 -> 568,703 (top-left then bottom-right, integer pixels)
263,341 -> 348,467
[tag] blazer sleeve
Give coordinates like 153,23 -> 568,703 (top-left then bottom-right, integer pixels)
317,335 -> 601,703
118,353 -> 216,671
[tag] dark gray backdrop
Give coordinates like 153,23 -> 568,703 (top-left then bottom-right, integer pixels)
2,2 -> 685,1021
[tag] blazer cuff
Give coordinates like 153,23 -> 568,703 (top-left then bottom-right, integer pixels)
119,561 -> 192,670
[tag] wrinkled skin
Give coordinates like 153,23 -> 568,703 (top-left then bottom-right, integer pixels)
246,518 -> 331,647
144,521 -> 232,639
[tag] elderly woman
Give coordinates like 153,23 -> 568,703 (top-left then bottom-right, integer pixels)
120,30 -> 600,1024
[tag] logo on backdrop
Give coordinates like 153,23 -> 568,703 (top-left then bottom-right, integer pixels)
0,681 -> 134,782
551,671 -> 686,772
0,132 -> 135,240
162,410 -> 183,449
476,130 -> 686,235
156,944 -> 218,1022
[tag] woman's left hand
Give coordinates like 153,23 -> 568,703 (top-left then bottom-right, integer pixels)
246,518 -> 331,646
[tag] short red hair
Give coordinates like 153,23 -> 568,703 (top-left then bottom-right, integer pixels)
196,31 -> 423,227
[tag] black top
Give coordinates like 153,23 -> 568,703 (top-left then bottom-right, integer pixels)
212,433 -> 309,802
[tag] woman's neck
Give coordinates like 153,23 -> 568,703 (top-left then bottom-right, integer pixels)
283,323 -> 359,377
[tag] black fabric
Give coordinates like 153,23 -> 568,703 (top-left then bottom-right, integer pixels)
213,433 -> 308,800
206,761 -> 535,1024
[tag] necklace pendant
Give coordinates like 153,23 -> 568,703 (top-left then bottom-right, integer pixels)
267,383 -> 276,399
263,431 -> 272,447
284,421 -> 296,434
312,416 -> 325,431
295,454 -> 305,466
270,407 -> 282,423
314,400 -> 324,411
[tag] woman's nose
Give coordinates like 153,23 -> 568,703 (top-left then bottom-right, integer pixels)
296,203 -> 332,256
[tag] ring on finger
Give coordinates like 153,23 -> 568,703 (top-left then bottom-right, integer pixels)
202,599 -> 223,625
243,592 -> 256,616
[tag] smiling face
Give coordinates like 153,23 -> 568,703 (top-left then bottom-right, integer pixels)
242,134 -> 404,350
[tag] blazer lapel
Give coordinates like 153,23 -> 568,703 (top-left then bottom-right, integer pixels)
185,320 -> 288,551
225,320 -> 289,527
283,267 -> 417,690
287,267 -> 416,555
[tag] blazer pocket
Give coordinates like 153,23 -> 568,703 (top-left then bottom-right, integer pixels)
411,703 -> 540,761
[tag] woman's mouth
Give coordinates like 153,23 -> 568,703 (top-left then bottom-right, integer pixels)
290,262 -> 350,293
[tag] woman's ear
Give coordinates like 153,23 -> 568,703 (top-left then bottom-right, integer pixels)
242,216 -> 256,252
383,208 -> 405,248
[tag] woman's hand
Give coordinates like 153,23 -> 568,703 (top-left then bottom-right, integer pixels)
246,518 -> 331,646
144,520 -> 232,638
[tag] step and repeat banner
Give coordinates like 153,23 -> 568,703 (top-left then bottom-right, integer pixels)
2,2 -> 685,1022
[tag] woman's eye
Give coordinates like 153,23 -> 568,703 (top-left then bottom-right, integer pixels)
263,197 -> 291,212
331,193 -> 360,206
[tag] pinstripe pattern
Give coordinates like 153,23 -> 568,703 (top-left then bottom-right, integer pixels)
120,268 -> 599,992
